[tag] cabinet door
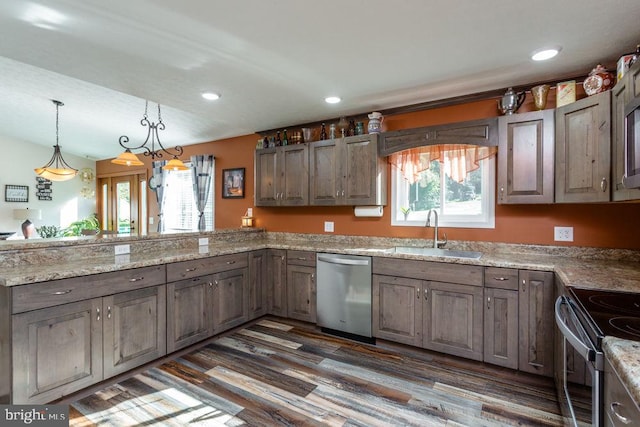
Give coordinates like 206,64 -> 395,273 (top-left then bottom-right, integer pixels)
267,249 -> 287,316
309,140 -> 340,205
167,276 -> 214,353
555,91 -> 611,202
484,287 -> 519,369
12,298 -> 103,404
423,281 -> 484,361
212,268 -> 249,333
372,275 -> 422,347
343,135 -> 380,205
248,250 -> 268,320
286,264 -> 316,323
519,270 -> 554,377
498,110 -> 554,204
254,148 -> 279,206
281,144 -> 309,206
103,285 -> 166,378
612,76 -> 640,201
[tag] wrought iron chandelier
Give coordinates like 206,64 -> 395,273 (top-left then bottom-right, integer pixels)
34,100 -> 78,181
112,101 -> 188,170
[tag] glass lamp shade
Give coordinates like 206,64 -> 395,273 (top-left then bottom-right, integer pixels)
241,216 -> 254,227
111,149 -> 144,166
34,166 -> 78,181
162,157 -> 188,171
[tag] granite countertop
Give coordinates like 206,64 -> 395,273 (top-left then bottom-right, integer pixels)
1,232 -> 639,406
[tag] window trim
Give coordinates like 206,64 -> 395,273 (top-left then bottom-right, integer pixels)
391,155 -> 495,229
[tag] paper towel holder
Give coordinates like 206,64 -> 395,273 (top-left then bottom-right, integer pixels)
354,206 -> 383,217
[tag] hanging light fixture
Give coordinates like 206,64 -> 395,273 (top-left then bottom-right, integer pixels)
34,100 -> 78,181
112,101 -> 188,171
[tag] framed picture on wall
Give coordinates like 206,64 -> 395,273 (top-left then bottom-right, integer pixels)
5,185 -> 29,202
222,168 -> 245,199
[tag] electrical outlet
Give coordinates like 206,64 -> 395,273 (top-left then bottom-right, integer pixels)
198,237 -> 208,246
324,221 -> 334,233
149,216 -> 154,225
554,226 -> 574,242
114,244 -> 130,255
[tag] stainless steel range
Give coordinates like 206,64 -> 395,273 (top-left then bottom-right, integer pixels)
555,288 -> 640,426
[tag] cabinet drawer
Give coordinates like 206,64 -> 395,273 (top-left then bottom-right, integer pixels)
167,253 -> 248,282
12,265 -> 166,314
484,267 -> 519,290
372,257 -> 483,286
287,250 -> 316,267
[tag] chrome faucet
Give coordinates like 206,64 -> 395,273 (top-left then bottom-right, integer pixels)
426,209 -> 447,249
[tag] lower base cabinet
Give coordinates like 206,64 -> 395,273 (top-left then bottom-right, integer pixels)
372,275 -> 422,346
519,270 -> 554,377
267,249 -> 287,316
167,276 -> 213,353
286,251 -> 316,323
483,267 -> 519,369
212,267 -> 249,332
12,285 -> 166,404
604,357 -> 640,426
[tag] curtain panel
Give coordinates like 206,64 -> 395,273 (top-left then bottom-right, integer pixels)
151,160 -> 167,232
191,155 -> 215,231
389,144 -> 497,184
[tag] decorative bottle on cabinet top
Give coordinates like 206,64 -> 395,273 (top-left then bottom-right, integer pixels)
583,64 -> 614,96
320,123 -> 327,140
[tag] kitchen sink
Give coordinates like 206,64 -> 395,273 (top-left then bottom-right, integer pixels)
393,246 -> 482,259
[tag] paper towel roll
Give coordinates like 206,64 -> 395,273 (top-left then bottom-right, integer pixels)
354,206 -> 383,217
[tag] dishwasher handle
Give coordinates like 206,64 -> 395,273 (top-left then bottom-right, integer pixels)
317,255 -> 370,266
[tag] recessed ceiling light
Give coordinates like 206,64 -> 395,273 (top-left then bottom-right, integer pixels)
531,47 -> 561,61
325,96 -> 341,104
202,92 -> 220,101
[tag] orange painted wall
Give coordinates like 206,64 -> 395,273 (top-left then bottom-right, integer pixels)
97,89 -> 640,250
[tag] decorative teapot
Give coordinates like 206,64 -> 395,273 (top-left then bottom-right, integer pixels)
498,87 -> 526,115
367,111 -> 384,133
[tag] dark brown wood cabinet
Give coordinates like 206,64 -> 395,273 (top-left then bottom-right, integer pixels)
248,250 -> 268,320
372,274 -> 422,346
498,110 -> 555,204
286,250 -> 316,323
422,281 -> 484,361
483,267 -> 519,369
519,270 -> 554,377
13,283 -> 166,404
309,134 -> 386,206
555,91 -> 611,203
267,249 -> 287,317
255,145 -> 309,206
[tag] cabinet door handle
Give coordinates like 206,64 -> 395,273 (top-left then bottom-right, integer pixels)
311,274 -> 315,282
129,276 -> 144,282
208,282 -> 213,288
424,288 -> 428,301
601,177 -> 608,192
610,402 -> 630,424
51,289 -> 73,295
341,190 -> 345,197
493,277 -> 508,281
185,267 -> 197,272
96,307 -> 101,321
487,296 -> 491,310
296,257 -> 307,261
499,187 -> 504,200
417,288 -> 420,299
522,279 -> 526,292
226,260 -> 236,265
621,174 -> 628,189
107,306 -> 112,319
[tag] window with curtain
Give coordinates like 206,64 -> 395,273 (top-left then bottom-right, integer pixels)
390,144 -> 496,228
162,162 -> 214,232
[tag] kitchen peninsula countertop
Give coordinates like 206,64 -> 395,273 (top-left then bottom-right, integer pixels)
1,230 -> 639,405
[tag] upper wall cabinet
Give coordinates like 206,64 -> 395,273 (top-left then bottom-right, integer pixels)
309,134 -> 386,206
555,90 -> 611,203
255,144 -> 309,206
612,61 -> 640,201
498,110 -> 555,204
378,118 -> 498,156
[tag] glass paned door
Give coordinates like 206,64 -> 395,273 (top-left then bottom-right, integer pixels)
98,174 -> 144,235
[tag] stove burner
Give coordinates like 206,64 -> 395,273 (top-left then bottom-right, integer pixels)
587,294 -> 640,316
609,317 -> 640,338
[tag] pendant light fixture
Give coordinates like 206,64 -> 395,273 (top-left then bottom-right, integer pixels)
34,100 -> 78,181
112,101 -> 188,171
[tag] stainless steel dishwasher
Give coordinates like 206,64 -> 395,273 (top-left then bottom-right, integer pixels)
316,253 -> 373,341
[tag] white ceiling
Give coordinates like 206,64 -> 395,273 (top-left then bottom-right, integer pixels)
0,0 -> 639,161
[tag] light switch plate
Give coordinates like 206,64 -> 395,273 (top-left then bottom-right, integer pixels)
247,208 -> 253,217
114,244 -> 130,255
324,221 -> 334,233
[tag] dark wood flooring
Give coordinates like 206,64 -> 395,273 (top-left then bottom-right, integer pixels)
69,317 -> 565,426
